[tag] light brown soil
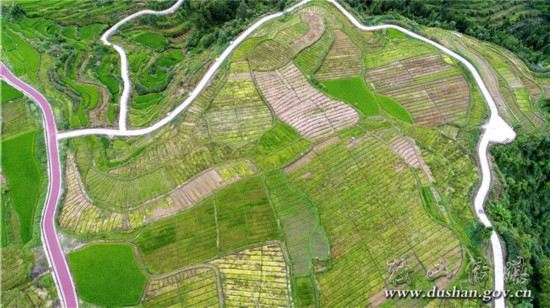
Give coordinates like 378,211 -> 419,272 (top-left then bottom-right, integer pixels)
255,63 -> 358,141
290,11 -> 325,52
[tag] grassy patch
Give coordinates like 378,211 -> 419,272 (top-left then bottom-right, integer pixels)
321,77 -> 380,115
375,94 -> 414,123
135,177 -> 280,274
68,243 -> 147,306
1,131 -> 42,243
1,82 -> 23,103
387,28 -> 407,39
134,32 -> 167,51
293,275 -> 316,307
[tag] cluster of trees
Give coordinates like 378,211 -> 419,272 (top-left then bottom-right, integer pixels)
488,133 -> 550,306
172,0 -> 287,50
341,0 -> 549,75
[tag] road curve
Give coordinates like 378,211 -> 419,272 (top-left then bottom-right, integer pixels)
56,0 -> 314,140
0,63 -> 78,308
327,1 -> 516,306
101,0 -> 185,131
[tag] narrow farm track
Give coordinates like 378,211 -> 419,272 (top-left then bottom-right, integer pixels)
2,0 -> 517,307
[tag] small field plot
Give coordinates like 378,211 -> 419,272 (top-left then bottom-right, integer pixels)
254,63 -> 358,141
205,75 -> 272,148
265,170 -> 330,275
1,82 -> 23,103
288,137 -> 462,306
134,32 -> 167,51
366,53 -> 469,126
315,30 -> 362,80
210,243 -> 292,307
365,37 -> 439,69
68,243 -> 148,306
1,99 -> 36,139
135,177 -> 280,274
294,29 -> 334,76
290,11 -> 325,53
85,167 -> 176,208
1,131 -> 42,244
321,77 -> 380,115
143,266 -> 220,307
249,39 -> 293,71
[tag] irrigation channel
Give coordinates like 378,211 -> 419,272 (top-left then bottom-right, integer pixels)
1,0 -> 516,307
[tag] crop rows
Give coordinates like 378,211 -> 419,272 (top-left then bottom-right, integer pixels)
252,12 -> 302,39
107,72 -> 229,179
60,154 -> 131,233
231,37 -> 263,61
210,243 -> 292,307
315,30 -> 362,80
303,6 -> 343,30
60,158 -> 257,234
294,29 -> 334,76
365,38 -> 439,68
404,124 -> 480,217
287,137 -> 462,306
265,170 -> 330,275
228,61 -> 251,81
249,40 -> 293,71
85,167 -> 176,208
135,177 -> 280,274
388,136 -> 433,182
205,78 -> 272,148
366,54 -> 469,126
290,11 -> 325,53
1,100 -> 36,139
254,63 -> 358,141
143,266 -> 220,307
275,22 -> 309,46
163,161 -> 257,220
430,30 -> 542,131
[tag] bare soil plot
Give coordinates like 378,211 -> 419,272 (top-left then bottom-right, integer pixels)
366,53 -> 470,126
254,63 -> 358,141
315,30 -> 362,80
290,11 -> 325,53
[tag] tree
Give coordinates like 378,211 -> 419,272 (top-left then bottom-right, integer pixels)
236,0 -> 250,19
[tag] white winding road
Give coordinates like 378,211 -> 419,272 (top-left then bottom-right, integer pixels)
5,0 -> 516,307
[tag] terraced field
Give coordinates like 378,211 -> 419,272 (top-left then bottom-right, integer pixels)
315,30 -> 362,80
210,243 -> 292,307
143,266 -> 221,307
254,63 -> 359,141
5,1 -> 546,307
288,136 -> 462,306
366,52 -> 470,126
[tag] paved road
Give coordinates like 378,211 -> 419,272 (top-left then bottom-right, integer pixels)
0,63 -> 78,308
327,1 -> 516,306
100,0 -> 186,131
